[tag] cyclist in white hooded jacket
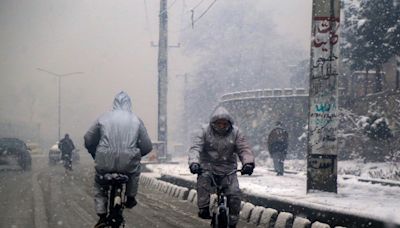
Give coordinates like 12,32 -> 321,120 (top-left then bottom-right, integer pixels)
84,91 -> 152,228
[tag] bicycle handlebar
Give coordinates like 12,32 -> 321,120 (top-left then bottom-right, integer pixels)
227,169 -> 242,176
199,168 -> 243,176
202,169 -> 243,188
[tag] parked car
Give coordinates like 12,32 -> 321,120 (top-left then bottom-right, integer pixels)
0,138 -> 32,171
48,142 -> 80,166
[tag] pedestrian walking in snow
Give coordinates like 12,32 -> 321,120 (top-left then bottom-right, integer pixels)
267,121 -> 289,176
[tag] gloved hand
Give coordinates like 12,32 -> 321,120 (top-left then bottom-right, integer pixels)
241,163 -> 255,175
189,163 -> 202,174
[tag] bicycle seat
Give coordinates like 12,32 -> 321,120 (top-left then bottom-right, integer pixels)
98,173 -> 129,185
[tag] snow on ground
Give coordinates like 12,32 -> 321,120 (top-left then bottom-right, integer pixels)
145,156 -> 400,225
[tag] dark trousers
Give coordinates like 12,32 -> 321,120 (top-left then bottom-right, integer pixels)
271,152 -> 285,175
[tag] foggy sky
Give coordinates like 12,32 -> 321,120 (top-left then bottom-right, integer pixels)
0,0 -> 312,149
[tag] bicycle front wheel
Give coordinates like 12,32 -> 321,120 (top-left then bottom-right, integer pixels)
111,223 -> 121,228
217,207 -> 228,228
211,207 -> 229,228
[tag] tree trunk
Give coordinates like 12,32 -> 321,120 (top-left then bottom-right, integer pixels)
374,66 -> 383,93
396,56 -> 400,90
364,69 -> 369,95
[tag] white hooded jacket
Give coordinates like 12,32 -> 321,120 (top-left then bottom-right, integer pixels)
84,91 -> 152,174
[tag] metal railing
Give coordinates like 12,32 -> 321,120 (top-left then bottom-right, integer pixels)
220,88 -> 308,102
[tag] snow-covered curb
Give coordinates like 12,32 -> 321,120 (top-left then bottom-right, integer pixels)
143,159 -> 400,226
139,174 -> 340,228
156,172 -> 400,228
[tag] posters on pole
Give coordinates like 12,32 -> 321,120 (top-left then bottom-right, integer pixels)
308,1 -> 340,155
307,0 -> 340,193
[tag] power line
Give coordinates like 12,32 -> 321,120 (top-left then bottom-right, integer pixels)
159,0 -> 179,15
179,0 -> 205,16
192,0 -> 217,25
171,0 -> 218,32
191,0 -> 206,11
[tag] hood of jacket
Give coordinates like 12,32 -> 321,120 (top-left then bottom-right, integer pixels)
112,91 -> 132,112
210,107 -> 234,135
210,107 -> 234,124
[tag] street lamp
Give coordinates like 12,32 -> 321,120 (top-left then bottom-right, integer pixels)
36,68 -> 84,140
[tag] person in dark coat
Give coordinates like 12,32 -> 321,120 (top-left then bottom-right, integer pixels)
267,121 -> 289,176
84,91 -> 153,228
58,133 -> 75,171
188,107 -> 255,228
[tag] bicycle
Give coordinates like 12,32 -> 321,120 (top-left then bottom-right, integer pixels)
206,169 -> 241,228
62,154 -> 73,171
97,173 -> 129,228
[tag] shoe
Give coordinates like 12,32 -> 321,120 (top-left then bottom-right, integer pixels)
125,196 -> 137,209
198,207 -> 212,219
94,214 -> 107,228
229,225 -> 236,228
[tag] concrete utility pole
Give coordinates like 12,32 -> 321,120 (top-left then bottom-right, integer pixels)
152,0 -> 180,161
157,0 -> 169,160
37,68 -> 83,141
306,0 -> 341,193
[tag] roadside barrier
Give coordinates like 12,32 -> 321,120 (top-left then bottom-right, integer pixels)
275,212 -> 294,228
259,207 -> 278,227
138,174 -> 343,228
140,174 -> 400,228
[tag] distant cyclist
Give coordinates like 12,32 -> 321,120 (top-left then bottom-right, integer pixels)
84,91 -> 153,228
59,133 -> 75,171
188,107 -> 255,228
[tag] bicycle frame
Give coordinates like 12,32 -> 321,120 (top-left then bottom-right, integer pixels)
63,153 -> 72,171
211,186 -> 229,228
208,169 -> 241,228
108,183 -> 125,227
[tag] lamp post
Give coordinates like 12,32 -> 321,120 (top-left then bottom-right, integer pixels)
36,68 -> 84,140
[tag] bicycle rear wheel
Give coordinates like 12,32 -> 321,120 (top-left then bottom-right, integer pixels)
108,187 -> 125,228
